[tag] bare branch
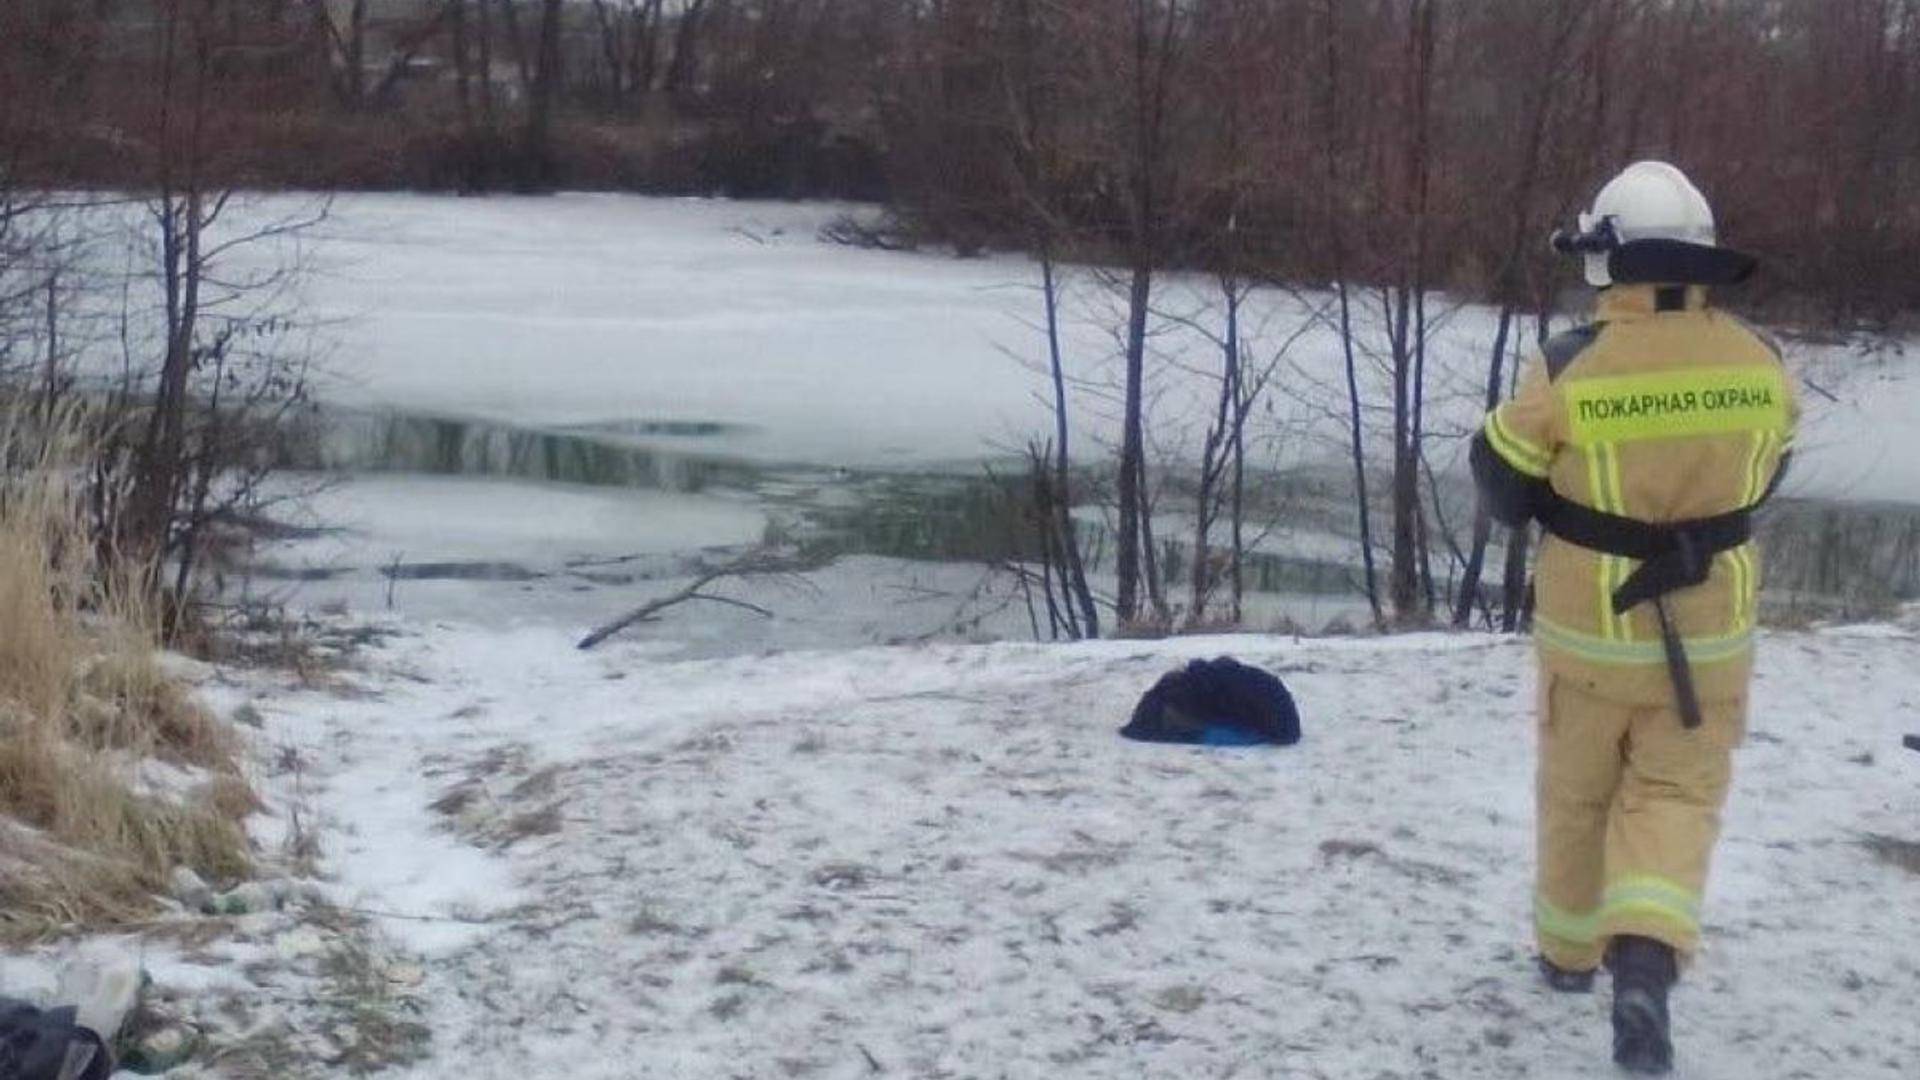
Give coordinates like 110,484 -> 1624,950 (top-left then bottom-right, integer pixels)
577,548 -> 819,649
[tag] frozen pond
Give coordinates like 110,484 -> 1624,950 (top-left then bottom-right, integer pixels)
202,193 -> 1920,644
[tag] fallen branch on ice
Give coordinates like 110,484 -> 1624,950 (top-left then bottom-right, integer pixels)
577,548 -> 816,650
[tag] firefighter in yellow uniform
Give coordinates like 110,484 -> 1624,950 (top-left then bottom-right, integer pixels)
1471,161 -> 1798,1075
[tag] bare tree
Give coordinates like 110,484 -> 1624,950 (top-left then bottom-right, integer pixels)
998,0 -> 1099,638
515,0 -> 567,190
1391,0 -> 1441,624
1318,0 -> 1383,628
662,0 -> 711,98
1091,0 -> 1188,629
1180,263 -> 1299,629
1452,0 -> 1590,628
589,0 -> 667,107
304,0 -> 457,112
100,1 -> 326,631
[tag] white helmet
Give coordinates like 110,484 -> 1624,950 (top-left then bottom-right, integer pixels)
1554,161 -> 1720,288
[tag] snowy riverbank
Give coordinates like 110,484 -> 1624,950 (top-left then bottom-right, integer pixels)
9,191 -> 1916,1080
122,613 -> 1920,1078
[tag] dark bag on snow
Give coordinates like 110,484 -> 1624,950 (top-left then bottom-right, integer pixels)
1121,656 -> 1301,746
0,998 -> 111,1080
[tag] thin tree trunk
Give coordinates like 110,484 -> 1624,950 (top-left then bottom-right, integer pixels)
1139,450 -> 1168,622
518,0 -> 564,191
1189,273 -> 1241,626
500,0 -> 534,93
1500,308 -> 1553,631
1322,0 -> 1382,627
592,0 -> 626,101
1229,340 -> 1246,625
1389,0 -> 1439,626
452,0 -> 474,131
477,0 -> 497,127
1451,3 -> 1583,627
1028,442 -> 1070,640
346,0 -> 367,109
1389,285 -> 1419,621
664,0 -> 708,98
1042,248 -> 1098,637
1115,263 -> 1150,624
1002,0 -> 1095,638
1413,287 -> 1434,613
637,0 -> 663,94
1115,0 -> 1179,629
41,267 -> 59,416
1453,304 -> 1514,626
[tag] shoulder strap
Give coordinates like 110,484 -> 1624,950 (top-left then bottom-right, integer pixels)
1542,324 -> 1602,382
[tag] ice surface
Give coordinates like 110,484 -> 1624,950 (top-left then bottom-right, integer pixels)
265,472 -> 767,567
217,192 -> 1916,502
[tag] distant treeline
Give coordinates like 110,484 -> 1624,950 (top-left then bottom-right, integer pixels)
5,1 -> 1919,325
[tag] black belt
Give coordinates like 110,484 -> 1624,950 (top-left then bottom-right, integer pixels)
1536,492 -> 1753,729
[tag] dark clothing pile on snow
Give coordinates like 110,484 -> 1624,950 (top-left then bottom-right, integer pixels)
1121,657 -> 1300,746
0,998 -> 111,1080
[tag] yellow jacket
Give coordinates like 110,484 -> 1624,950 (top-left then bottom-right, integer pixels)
1475,285 -> 1799,704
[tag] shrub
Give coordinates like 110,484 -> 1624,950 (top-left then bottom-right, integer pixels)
0,404 -> 253,942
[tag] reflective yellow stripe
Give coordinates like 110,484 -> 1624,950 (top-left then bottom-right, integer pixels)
1597,553 -> 1619,642
1608,874 -> 1700,913
1601,875 -> 1701,934
1615,553 -> 1636,641
1534,615 -> 1754,666
1585,445 -> 1610,639
1536,895 -> 1601,945
1584,444 -> 1607,513
1601,442 -> 1627,517
1725,547 -> 1748,629
1602,899 -> 1699,937
1730,542 -> 1760,629
1485,411 -> 1551,478
1759,431 -> 1779,502
1591,443 -> 1617,508
1742,429 -> 1781,506
1565,366 -> 1790,446
1730,429 -> 1772,625
1585,442 -> 1634,642
1741,431 -> 1765,505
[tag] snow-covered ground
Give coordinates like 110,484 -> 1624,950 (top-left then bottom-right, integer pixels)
169,614 -> 1917,1080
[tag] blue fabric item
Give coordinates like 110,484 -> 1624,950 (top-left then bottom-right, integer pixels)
1120,656 -> 1302,746
1202,724 -> 1270,747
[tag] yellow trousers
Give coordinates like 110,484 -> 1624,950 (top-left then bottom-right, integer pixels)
1533,667 -> 1747,972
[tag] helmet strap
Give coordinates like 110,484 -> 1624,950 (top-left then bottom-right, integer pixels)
1608,239 -> 1757,287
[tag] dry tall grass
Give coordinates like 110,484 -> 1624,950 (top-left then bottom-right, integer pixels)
0,403 -> 253,942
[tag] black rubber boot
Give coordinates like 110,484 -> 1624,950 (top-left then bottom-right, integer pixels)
1538,956 -> 1597,993
1607,935 -> 1678,1075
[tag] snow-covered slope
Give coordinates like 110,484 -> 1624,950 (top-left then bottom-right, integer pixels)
212,618 -> 1920,1080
